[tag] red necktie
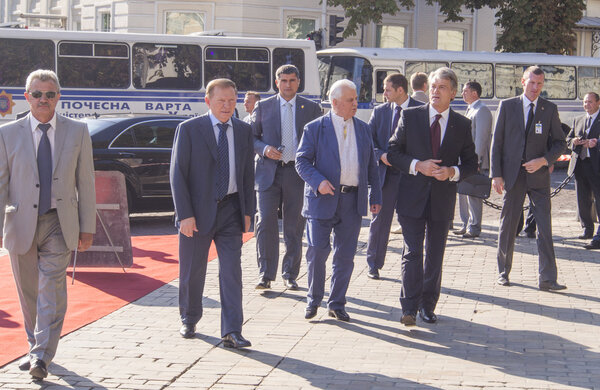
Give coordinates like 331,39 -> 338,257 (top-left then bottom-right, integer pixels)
430,114 -> 441,158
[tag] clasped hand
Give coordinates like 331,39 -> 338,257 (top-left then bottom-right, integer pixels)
415,159 -> 454,181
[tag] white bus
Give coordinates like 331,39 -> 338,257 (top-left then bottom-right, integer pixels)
0,29 -> 320,122
317,47 -> 600,126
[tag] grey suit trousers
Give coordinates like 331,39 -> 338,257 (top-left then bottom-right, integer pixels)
9,211 -> 71,365
497,168 -> 558,282
458,194 -> 483,235
255,165 -> 305,281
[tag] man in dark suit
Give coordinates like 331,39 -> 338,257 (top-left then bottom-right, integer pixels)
296,79 -> 381,322
566,92 -> 600,249
387,67 -> 478,326
0,70 -> 96,380
366,73 -> 423,280
170,78 -> 255,348
490,66 -> 567,291
251,64 -> 321,290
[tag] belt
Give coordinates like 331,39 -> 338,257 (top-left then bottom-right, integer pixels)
217,192 -> 238,205
340,185 -> 358,193
277,160 -> 295,168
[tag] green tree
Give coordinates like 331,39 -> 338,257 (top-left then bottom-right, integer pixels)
326,0 -> 584,54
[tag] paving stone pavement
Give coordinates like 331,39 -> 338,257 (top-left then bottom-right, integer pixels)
1,170 -> 599,390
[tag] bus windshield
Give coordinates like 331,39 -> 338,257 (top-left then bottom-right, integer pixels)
318,55 -> 373,103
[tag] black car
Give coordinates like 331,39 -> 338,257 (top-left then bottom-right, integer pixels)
85,115 -> 189,212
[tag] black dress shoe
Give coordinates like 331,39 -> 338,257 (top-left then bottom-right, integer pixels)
584,240 -> 600,250
29,359 -> 47,380
305,306 -> 318,319
367,268 -> 380,280
579,229 -> 593,239
283,278 -> 299,290
452,228 -> 466,235
419,308 -> 438,323
462,232 -> 479,238
497,276 -> 510,286
222,332 -> 251,348
539,281 -> 567,291
328,308 -> 350,322
524,230 -> 536,238
255,277 -> 271,289
179,323 -> 195,339
400,312 -> 416,326
18,355 -> 30,371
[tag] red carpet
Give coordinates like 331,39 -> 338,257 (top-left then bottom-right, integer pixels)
0,232 -> 253,367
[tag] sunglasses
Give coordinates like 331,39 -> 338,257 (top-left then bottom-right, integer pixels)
29,91 -> 58,99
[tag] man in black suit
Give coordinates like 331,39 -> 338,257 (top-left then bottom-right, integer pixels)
387,67 -> 477,326
566,92 -> 600,249
366,73 -> 423,280
170,78 -> 255,348
490,66 -> 567,291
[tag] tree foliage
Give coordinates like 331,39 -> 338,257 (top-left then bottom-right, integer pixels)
325,0 -> 584,54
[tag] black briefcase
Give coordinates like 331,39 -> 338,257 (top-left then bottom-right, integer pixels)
457,173 -> 492,199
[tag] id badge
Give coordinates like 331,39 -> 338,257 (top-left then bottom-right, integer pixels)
535,122 -> 542,134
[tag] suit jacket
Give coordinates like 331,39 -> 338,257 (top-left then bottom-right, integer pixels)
387,104 -> 478,221
490,96 -> 566,191
251,94 -> 321,191
170,114 -> 255,235
465,100 -> 493,170
567,113 -> 600,176
369,98 -> 424,187
295,113 -> 382,220
411,91 -> 428,104
0,114 -> 96,254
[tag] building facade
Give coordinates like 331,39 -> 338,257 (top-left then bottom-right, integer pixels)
2,0 -> 600,56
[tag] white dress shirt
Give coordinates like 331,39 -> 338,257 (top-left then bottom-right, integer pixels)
29,113 -> 58,208
331,112 -> 359,186
409,106 -> 460,181
522,95 -> 538,129
582,109 -> 599,159
209,111 -> 237,195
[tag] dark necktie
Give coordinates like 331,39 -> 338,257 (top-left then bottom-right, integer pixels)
391,106 -> 401,136
525,103 -> 535,134
430,114 -> 442,158
37,123 -> 52,215
584,116 -> 592,137
216,122 -> 229,200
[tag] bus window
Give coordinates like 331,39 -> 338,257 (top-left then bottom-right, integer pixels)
405,61 -> 448,93
58,41 -> 130,89
328,56 -> 373,103
0,38 -> 55,87
578,67 -> 600,99
496,64 -> 576,99
204,46 -> 270,92
317,55 -> 331,101
541,65 -> 576,100
375,70 -> 401,103
451,62 -> 493,98
273,48 -> 305,93
133,43 -> 201,90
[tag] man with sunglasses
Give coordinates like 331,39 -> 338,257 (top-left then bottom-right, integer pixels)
0,70 -> 96,380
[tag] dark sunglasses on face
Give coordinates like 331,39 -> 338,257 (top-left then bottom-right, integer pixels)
29,91 -> 58,99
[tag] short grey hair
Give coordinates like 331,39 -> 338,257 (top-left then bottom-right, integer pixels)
428,67 -> 457,92
328,79 -> 357,101
26,69 -> 61,92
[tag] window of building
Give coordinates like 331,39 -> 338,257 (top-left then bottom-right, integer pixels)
451,62 -> 494,98
273,48 -> 305,93
286,17 -> 316,39
376,25 -> 405,48
99,12 -> 111,32
204,46 -> 270,91
438,29 -> 464,51
0,38 -> 55,87
133,43 -> 202,90
165,11 -> 205,35
58,41 -> 130,88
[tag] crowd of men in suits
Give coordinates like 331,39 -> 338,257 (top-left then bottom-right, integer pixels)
3,63 -> 598,381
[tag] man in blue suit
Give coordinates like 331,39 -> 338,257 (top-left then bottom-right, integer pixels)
251,64 -> 321,290
170,78 -> 255,348
296,79 -> 382,322
366,73 -> 423,280
388,67 -> 478,326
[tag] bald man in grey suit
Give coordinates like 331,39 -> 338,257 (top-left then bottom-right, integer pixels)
0,70 -> 96,380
